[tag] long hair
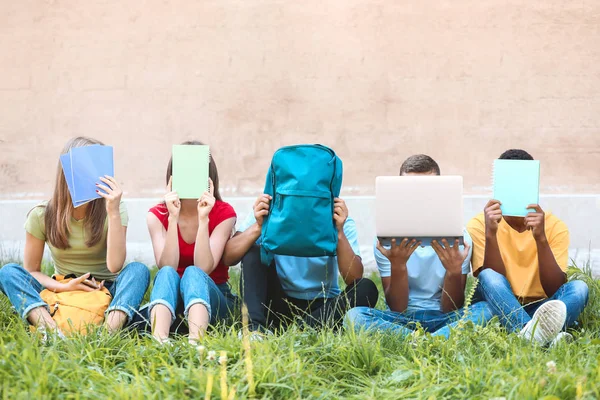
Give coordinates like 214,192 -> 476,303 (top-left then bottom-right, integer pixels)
42,137 -> 108,249
166,140 -> 222,201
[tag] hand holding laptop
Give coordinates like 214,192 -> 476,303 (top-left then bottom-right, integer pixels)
377,238 -> 421,265
431,239 -> 471,274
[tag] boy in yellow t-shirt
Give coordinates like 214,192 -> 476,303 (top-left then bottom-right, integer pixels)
467,149 -> 589,346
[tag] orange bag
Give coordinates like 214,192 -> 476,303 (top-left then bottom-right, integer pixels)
39,275 -> 112,335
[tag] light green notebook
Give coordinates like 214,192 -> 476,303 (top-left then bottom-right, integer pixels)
172,145 -> 210,199
493,159 -> 540,217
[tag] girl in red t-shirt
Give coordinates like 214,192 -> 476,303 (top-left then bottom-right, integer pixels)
146,141 -> 237,344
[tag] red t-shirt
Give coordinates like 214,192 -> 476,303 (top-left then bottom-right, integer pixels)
148,200 -> 236,284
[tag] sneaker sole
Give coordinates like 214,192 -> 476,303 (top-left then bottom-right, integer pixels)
529,301 -> 567,345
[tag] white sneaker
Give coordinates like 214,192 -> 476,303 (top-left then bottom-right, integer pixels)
550,331 -> 574,348
519,300 -> 567,346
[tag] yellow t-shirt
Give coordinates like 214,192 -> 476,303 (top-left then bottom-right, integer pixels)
24,202 -> 128,282
467,211 -> 569,303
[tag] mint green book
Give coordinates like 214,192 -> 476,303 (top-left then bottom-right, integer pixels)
172,145 -> 210,199
493,159 -> 540,217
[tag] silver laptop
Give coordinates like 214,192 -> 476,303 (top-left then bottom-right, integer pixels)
376,176 -> 464,246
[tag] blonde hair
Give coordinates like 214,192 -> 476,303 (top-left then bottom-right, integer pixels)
41,136 -> 108,249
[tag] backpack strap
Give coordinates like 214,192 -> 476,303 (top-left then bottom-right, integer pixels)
260,164 -> 276,266
314,144 -> 343,197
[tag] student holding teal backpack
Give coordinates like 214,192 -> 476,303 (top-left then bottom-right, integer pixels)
222,145 -> 379,335
345,155 -> 493,338
0,137 -> 150,338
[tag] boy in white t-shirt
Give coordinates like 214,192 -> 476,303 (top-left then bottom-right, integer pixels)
345,155 -> 492,338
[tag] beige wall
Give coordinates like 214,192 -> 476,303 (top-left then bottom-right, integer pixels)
1,0 -> 599,200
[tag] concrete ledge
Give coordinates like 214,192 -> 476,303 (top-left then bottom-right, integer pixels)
1,195 -> 599,276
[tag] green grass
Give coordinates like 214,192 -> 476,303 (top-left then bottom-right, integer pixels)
0,260 -> 599,399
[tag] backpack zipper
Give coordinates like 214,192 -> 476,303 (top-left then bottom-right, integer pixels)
50,302 -> 59,317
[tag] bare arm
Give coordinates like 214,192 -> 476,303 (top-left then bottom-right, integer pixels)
23,232 -> 62,291
377,239 -> 419,313
478,200 -> 506,276
336,230 -> 363,284
433,239 -> 471,312
147,213 -> 180,269
150,178 -> 183,269
381,262 -> 409,313
194,217 -> 236,275
527,205 -> 566,297
222,194 -> 271,266
333,198 -> 363,284
24,233 -> 95,293
106,214 -> 127,274
441,274 -> 467,313
193,181 -> 237,274
536,238 -> 566,296
97,176 -> 127,273
222,224 -> 261,266
482,234 -> 505,276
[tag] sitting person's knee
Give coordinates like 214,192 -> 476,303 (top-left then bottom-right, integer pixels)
350,278 -> 379,307
182,266 -> 209,281
156,265 -> 179,278
344,306 -> 370,327
471,301 -> 494,322
0,263 -> 23,281
477,268 -> 504,286
568,280 -> 589,305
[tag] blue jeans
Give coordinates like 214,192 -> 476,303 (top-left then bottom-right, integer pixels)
0,262 -> 150,323
345,301 -> 493,339
476,268 -> 589,333
145,266 -> 236,326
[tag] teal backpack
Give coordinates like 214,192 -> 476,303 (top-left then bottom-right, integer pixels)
260,144 -> 343,265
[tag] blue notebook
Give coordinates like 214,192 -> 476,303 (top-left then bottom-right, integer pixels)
493,159 -> 540,217
60,145 -> 114,207
59,153 -> 84,207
